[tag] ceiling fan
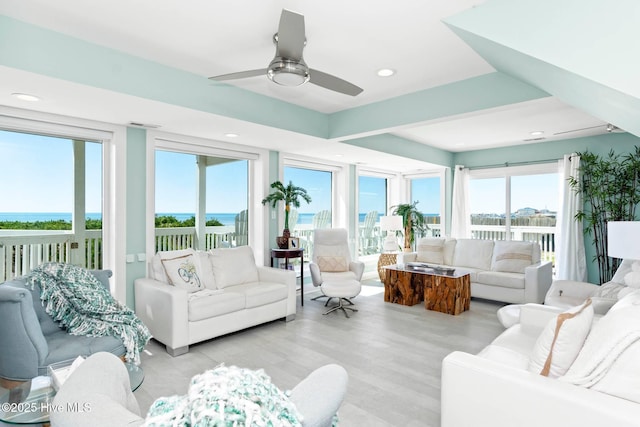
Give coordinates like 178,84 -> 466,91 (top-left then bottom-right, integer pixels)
553,123 -> 625,136
209,9 -> 363,96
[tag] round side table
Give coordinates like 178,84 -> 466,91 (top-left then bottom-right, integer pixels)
377,253 -> 398,281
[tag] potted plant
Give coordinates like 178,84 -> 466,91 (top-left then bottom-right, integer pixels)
391,201 -> 428,252
262,180 -> 312,248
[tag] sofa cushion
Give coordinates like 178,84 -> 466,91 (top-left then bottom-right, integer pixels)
152,249 -> 216,290
317,256 -> 348,272
528,299 -> 593,378
319,271 -> 358,282
227,282 -> 288,309
209,246 -> 259,288
453,239 -> 494,270
188,291 -> 245,321
161,253 -> 206,293
416,238 -> 445,264
476,271 -> 526,290
491,241 -> 534,274
477,344 -> 530,370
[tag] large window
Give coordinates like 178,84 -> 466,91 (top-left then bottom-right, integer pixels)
358,175 -> 386,255
284,165 -> 333,258
469,164 -> 558,262
410,175 -> 442,237
0,129 -> 103,278
155,149 -> 249,250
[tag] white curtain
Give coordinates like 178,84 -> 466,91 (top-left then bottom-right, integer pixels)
555,154 -> 587,281
451,165 -> 471,238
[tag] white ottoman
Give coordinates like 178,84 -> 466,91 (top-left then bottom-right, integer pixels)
320,279 -> 361,318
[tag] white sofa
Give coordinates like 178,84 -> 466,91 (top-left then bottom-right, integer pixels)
441,294 -> 640,426
399,237 -> 553,304
134,246 -> 296,356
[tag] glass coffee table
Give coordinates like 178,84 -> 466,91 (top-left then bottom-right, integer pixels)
0,362 -> 144,425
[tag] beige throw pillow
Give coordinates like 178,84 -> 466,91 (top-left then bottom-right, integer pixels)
161,254 -> 205,293
491,241 -> 534,273
528,298 -> 594,378
416,238 -> 445,264
317,256 -> 348,272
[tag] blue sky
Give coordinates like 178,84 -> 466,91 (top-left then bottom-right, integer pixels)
1,130 -> 558,216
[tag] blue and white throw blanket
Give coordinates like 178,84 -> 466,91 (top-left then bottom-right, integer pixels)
26,263 -> 151,365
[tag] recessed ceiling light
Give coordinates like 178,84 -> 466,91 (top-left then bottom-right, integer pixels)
12,93 -> 40,102
376,68 -> 395,77
224,133 -> 239,138
530,131 -> 544,136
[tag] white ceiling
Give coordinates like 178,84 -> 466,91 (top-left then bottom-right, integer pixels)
0,0 -> 611,171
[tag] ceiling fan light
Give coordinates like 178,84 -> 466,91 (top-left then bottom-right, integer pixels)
267,57 -> 310,86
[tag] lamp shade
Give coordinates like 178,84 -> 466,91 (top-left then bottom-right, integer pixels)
380,215 -> 403,231
608,221 -> 640,260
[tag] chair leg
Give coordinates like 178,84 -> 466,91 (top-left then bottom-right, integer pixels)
323,297 -> 358,318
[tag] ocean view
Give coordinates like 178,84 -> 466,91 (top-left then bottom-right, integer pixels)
0,212 -> 441,226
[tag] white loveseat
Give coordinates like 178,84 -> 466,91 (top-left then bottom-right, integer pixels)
441,293 -> 640,426
134,246 -> 296,356
399,237 -> 553,304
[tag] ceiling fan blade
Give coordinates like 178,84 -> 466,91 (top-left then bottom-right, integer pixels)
209,69 -> 267,82
275,9 -> 305,60
309,69 -> 363,96
553,125 -> 603,136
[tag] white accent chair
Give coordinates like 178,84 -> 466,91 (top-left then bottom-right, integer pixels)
309,228 -> 364,317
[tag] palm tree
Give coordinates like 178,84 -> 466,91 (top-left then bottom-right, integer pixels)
392,201 -> 427,251
262,181 -> 312,236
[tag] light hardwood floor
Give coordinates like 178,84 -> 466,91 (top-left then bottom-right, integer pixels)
134,280 -> 506,427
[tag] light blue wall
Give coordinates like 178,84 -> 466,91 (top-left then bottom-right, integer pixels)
125,127 -> 147,307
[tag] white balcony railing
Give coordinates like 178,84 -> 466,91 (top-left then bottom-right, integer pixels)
0,224 -> 556,282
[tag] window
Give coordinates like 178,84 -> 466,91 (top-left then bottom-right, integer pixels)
284,165 -> 333,258
155,150 -> 249,250
358,175 -> 386,255
410,175 -> 442,237
0,129 -> 104,278
469,164 -> 558,262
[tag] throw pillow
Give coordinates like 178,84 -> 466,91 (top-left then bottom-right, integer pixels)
528,298 -> 594,378
559,302 -> 640,403
161,254 -> 205,293
209,246 -> 259,288
416,238 -> 445,264
491,241 -> 533,274
317,256 -> 348,272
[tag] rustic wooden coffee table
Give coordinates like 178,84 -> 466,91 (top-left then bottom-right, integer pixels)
383,264 -> 471,315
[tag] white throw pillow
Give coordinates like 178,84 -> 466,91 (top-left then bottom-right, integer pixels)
560,301 -> 640,403
151,248 -> 195,282
491,241 -> 534,274
161,253 -> 205,293
416,238 -> 445,264
209,246 -> 259,288
624,271 -> 640,288
528,299 -> 594,378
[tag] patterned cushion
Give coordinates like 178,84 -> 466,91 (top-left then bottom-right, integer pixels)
491,241 -> 534,273
317,256 -> 348,272
161,254 -> 205,293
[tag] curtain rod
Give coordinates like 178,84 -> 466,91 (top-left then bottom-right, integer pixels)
467,158 -> 562,171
